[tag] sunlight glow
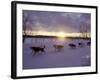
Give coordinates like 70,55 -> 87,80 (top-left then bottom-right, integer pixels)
57,32 -> 67,38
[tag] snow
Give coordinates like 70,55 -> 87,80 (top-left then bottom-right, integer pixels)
23,38 -> 91,69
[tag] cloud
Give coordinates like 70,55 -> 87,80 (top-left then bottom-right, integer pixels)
23,10 -> 90,33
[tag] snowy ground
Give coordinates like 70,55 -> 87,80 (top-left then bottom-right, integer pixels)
23,38 -> 91,69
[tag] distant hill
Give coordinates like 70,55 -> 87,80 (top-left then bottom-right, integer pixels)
23,35 -> 91,40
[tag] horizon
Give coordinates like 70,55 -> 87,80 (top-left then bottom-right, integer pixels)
23,30 -> 91,38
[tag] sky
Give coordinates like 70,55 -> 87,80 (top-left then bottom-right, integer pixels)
23,10 -> 91,33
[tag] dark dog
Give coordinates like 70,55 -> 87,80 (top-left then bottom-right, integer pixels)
30,46 -> 45,55
68,43 -> 76,48
53,44 -> 64,51
78,42 -> 84,47
87,42 -> 91,46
